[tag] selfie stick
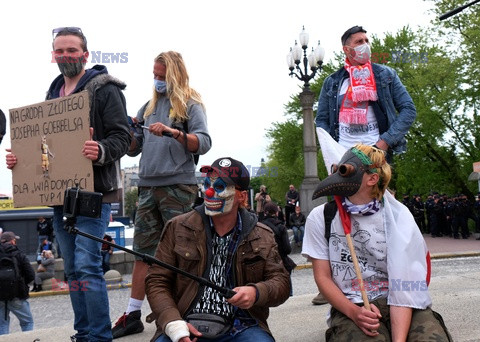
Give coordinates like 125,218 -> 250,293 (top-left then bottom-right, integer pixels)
439,0 -> 480,20
62,189 -> 236,299
64,219 -> 236,299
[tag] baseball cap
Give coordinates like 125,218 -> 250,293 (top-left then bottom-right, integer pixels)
1,231 -> 20,243
341,25 -> 367,46
200,157 -> 250,191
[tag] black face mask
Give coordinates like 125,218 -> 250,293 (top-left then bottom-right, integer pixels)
55,55 -> 86,78
312,149 -> 372,200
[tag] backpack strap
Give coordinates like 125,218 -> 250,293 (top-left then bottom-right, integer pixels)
323,200 -> 338,244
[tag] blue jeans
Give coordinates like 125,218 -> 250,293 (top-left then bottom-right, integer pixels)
292,225 -> 305,243
0,298 -> 34,334
53,204 -> 112,342
154,326 -> 274,342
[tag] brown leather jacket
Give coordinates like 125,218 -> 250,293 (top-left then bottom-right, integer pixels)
145,205 -> 290,341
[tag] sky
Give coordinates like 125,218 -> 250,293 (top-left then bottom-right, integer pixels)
0,0 -> 436,197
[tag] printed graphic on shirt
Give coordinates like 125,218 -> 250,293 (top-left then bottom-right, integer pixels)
329,211 -> 388,303
193,233 -> 235,319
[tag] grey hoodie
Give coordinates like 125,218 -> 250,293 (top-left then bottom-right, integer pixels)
129,97 -> 211,187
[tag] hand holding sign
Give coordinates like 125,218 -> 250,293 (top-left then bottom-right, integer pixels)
9,91 -> 93,207
5,148 -> 17,170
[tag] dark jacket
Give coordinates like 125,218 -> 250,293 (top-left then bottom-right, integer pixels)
285,190 -> 299,208
289,212 -> 306,227
46,65 -> 131,201
37,219 -> 53,236
316,63 -> 416,154
0,108 -> 5,144
261,216 -> 293,271
145,205 -> 290,341
1,242 -> 35,300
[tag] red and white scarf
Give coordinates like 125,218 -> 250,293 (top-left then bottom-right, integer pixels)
339,59 -> 378,125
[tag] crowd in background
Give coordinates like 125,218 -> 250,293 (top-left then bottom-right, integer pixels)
252,187 -> 480,242
252,185 -> 306,247
401,192 -> 480,239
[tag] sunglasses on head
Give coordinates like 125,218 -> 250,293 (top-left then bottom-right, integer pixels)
52,27 -> 88,46
52,27 -> 83,38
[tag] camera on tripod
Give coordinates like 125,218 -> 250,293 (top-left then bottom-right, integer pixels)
63,187 -> 103,218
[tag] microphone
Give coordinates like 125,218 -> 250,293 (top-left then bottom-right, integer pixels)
439,0 -> 480,20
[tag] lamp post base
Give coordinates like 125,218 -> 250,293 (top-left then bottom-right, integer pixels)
299,177 -> 325,215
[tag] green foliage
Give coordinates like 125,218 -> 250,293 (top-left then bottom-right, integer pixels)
386,19 -> 480,198
124,188 -> 138,219
262,120 -> 304,203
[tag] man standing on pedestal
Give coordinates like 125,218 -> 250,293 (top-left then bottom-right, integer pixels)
315,25 -> 416,162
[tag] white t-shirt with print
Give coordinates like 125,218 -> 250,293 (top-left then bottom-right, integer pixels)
302,203 -> 389,303
338,78 -> 380,149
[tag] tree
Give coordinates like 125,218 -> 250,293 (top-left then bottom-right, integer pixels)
124,188 -> 138,220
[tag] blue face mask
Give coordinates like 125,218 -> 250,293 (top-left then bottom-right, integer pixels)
154,79 -> 167,93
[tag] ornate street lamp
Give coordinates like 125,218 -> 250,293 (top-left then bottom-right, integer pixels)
287,26 -> 325,89
287,26 -> 325,215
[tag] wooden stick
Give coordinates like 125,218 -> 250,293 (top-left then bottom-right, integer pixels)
345,233 -> 371,311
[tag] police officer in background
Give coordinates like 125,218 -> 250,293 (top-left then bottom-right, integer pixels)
412,194 -> 426,233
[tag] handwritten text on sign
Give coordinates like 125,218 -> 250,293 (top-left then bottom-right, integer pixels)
9,91 -> 93,207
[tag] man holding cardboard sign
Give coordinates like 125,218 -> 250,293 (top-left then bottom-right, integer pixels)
6,27 -> 131,342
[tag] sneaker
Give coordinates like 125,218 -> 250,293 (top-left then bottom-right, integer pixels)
112,310 -> 144,339
312,292 -> 328,305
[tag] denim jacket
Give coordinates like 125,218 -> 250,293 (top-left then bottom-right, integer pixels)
315,63 -> 416,154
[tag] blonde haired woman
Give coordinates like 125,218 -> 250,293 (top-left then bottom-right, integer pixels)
114,51 -> 211,338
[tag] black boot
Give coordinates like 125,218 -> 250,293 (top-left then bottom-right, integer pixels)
32,283 -> 38,292
36,285 -> 43,292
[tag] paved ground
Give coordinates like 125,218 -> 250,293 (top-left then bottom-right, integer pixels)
421,233 -> 480,257
1,233 -> 479,341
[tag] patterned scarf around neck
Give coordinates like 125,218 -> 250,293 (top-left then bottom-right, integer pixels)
342,197 -> 380,216
339,58 -> 378,125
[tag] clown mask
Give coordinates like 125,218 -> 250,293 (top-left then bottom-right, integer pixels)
202,176 -> 236,216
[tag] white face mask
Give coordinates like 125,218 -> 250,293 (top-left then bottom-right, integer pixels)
202,176 -> 236,216
349,43 -> 371,64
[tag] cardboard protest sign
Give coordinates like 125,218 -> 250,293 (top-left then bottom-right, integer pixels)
9,91 -> 93,207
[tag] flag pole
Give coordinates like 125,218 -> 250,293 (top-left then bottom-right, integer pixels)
345,233 -> 371,311
334,196 -> 371,311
